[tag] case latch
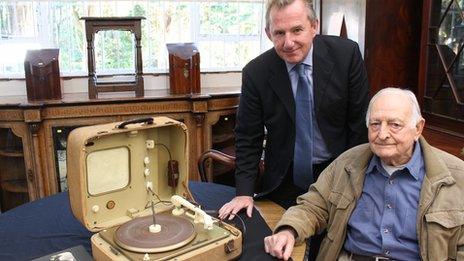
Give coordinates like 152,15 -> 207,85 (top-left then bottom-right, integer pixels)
224,240 -> 237,254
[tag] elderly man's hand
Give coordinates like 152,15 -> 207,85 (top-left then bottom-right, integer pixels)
218,196 -> 253,220
264,229 -> 296,260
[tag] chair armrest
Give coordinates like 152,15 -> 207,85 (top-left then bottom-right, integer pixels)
198,149 -> 236,182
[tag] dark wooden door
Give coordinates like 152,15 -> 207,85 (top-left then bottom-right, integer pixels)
364,0 -> 423,96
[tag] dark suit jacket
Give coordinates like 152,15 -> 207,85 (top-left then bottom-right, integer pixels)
234,35 -> 369,197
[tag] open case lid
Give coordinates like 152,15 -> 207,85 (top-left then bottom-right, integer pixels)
67,117 -> 190,232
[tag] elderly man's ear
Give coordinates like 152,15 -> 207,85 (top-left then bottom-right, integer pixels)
414,119 -> 425,141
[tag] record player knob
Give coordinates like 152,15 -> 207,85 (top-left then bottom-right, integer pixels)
144,156 -> 150,165
91,205 -> 100,213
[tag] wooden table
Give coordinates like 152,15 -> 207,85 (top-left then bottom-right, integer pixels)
255,200 -> 306,261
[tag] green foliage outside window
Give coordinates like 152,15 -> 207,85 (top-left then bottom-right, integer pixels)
0,1 -> 265,78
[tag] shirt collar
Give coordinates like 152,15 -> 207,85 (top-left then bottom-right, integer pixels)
285,45 -> 313,73
366,141 -> 424,180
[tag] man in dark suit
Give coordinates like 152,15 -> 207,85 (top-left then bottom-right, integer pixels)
219,0 -> 368,220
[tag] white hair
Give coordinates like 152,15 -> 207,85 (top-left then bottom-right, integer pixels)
365,87 -> 423,127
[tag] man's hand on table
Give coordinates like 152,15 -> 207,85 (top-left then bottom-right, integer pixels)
218,196 -> 254,220
264,229 -> 296,261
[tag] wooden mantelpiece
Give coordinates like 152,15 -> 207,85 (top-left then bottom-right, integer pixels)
0,87 -> 240,202
0,87 -> 240,107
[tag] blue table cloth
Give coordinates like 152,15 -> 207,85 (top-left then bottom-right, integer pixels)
0,182 -> 276,260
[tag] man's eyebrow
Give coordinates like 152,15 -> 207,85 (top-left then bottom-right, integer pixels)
272,28 -> 284,33
386,118 -> 404,122
369,117 -> 404,122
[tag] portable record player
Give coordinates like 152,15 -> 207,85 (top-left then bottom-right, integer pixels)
67,117 -> 242,260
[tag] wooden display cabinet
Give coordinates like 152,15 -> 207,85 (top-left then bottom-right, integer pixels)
0,87 -> 240,205
418,0 -> 464,159
198,108 -> 238,185
209,114 -> 236,185
0,124 -> 38,212
52,126 -> 79,192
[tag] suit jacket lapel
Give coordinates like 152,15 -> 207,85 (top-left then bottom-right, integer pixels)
313,37 -> 335,113
268,50 -> 295,122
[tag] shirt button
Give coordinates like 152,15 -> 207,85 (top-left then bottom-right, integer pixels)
384,250 -> 390,255
389,180 -> 394,185
386,204 -> 392,209
383,228 -> 389,233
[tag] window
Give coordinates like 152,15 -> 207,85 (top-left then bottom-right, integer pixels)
0,0 -> 269,78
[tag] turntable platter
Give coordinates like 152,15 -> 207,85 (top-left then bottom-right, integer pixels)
114,213 -> 196,253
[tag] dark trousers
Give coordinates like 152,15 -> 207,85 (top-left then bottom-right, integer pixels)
266,160 -> 332,261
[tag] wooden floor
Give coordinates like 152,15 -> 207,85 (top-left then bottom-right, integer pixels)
255,200 -> 306,261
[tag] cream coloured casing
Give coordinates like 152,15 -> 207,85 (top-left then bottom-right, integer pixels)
66,116 -> 190,232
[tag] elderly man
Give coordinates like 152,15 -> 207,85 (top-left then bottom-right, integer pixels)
264,88 -> 464,261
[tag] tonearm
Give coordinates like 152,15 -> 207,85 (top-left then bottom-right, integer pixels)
170,195 -> 214,230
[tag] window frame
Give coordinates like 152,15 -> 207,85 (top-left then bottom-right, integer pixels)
0,0 -> 268,79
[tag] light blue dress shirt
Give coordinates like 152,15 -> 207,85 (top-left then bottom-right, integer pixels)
344,141 -> 425,260
285,47 -> 332,163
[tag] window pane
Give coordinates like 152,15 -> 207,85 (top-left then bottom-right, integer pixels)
0,0 -> 265,78
239,3 -> 261,36
0,2 -> 35,37
47,2 -> 86,74
95,30 -> 135,75
200,2 -> 239,35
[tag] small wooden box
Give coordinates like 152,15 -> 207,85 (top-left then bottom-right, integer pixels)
24,49 -> 62,101
167,43 -> 200,94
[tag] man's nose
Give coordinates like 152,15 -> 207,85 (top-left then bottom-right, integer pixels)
378,123 -> 390,140
283,33 -> 294,49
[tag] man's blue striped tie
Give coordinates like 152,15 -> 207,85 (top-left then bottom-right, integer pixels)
293,63 -> 314,190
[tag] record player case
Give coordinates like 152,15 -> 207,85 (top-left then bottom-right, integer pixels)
66,116 -> 242,260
